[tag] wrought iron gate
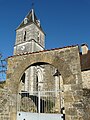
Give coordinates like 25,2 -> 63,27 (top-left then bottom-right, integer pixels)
17,90 -> 64,120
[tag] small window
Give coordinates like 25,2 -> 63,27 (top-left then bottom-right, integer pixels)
21,73 -> 25,83
37,31 -> 40,42
24,17 -> 28,24
24,31 -> 26,41
36,75 -> 38,91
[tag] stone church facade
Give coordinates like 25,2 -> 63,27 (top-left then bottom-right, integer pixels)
0,9 -> 90,120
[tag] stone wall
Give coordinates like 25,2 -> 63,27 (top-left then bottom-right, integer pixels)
81,70 -> 90,120
82,70 -> 90,89
0,45 -> 89,120
83,88 -> 90,120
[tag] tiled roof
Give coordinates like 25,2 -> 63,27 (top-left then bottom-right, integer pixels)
8,45 -> 78,58
16,9 -> 44,32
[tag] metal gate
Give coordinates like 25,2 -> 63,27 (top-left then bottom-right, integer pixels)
17,112 -> 63,120
17,90 -> 64,120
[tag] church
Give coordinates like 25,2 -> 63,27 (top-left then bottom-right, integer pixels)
0,8 -> 90,120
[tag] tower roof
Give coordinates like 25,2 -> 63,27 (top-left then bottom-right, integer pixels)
16,9 -> 44,32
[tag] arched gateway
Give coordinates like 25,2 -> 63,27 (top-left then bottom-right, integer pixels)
6,45 -> 84,120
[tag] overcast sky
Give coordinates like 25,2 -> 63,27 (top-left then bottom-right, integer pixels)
0,0 -> 90,59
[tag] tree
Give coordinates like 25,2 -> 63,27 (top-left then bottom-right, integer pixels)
0,53 -> 7,81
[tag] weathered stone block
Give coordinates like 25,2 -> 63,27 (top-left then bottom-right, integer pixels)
83,88 -> 90,97
65,108 -> 77,116
73,102 -> 84,109
64,92 -> 74,102
71,84 -> 82,91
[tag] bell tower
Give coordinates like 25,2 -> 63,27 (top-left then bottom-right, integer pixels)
13,9 -> 45,93
14,9 -> 45,55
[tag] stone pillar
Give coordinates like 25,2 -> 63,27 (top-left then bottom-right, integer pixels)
10,106 -> 16,120
9,93 -> 17,120
63,76 -> 84,120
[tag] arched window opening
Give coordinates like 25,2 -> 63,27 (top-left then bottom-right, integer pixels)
24,31 -> 26,41
21,73 -> 25,83
20,73 -> 26,92
36,75 -> 38,91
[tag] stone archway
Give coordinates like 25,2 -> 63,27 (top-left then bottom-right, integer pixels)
10,54 -> 74,93
6,46 -> 84,120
